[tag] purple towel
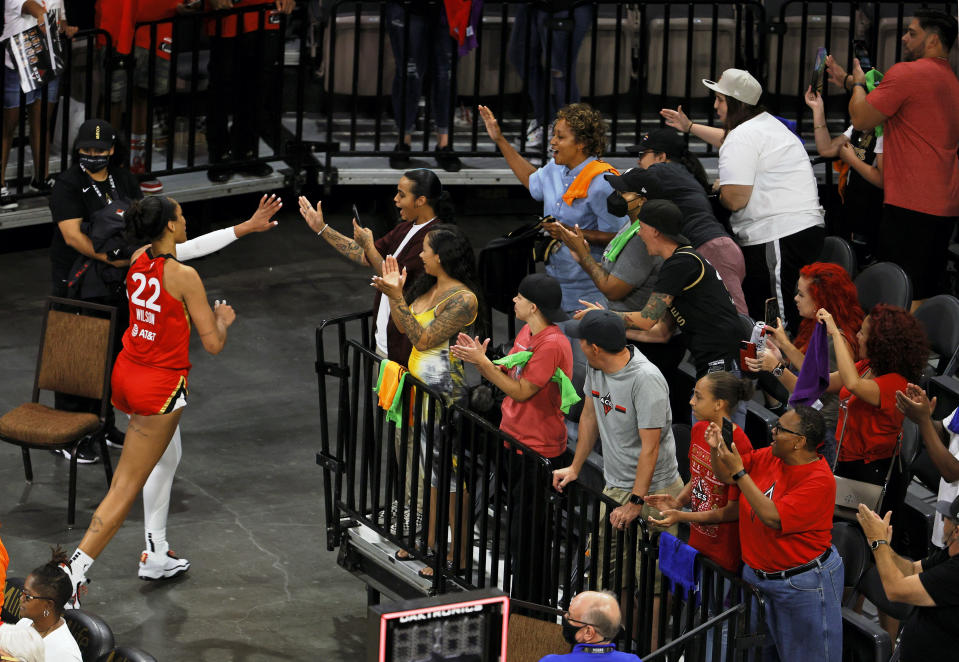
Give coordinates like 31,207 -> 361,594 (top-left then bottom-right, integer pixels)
458,0 -> 482,56
790,322 -> 830,407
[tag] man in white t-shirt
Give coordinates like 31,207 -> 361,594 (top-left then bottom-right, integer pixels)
896,385 -> 959,547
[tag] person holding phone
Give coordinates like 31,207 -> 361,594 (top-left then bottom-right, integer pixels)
299,169 -> 450,364
646,371 -> 755,573
710,405 -> 843,662
746,262 -> 864,464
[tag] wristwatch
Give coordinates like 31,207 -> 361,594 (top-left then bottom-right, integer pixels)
628,493 -> 645,505
772,362 -> 785,377
870,539 -> 889,551
731,469 -> 747,481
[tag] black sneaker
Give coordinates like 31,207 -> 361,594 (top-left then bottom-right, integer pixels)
435,145 -> 461,173
0,186 -> 18,210
105,425 -> 125,448
57,438 -> 100,464
389,142 -> 411,169
239,161 -> 274,177
207,163 -> 233,183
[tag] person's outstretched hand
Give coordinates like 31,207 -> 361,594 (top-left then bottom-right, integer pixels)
851,57 -> 867,85
239,193 -> 281,235
478,105 -> 503,142
660,104 -> 691,133
371,255 -> 407,299
573,299 -> 605,320
824,54 -> 848,90
804,85 -> 824,113
298,196 -> 325,234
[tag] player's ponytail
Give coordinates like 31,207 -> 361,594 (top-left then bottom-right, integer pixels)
125,196 -> 179,243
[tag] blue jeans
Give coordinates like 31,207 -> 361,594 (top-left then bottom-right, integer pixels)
743,546 -> 844,662
506,4 -> 594,125
386,3 -> 453,135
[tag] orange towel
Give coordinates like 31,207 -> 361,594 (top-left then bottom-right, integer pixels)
562,160 -> 619,206
377,360 -> 405,411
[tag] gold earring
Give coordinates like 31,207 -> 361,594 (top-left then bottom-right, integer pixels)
44,610 -> 50,617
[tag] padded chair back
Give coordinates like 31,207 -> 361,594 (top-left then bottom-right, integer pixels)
1,576 -> 25,623
913,295 -> 959,376
854,262 -> 912,313
672,423 -> 692,483
841,607 -> 892,662
64,608 -> 115,662
857,565 -> 916,622
820,236 -> 858,277
738,313 -> 756,341
101,646 -> 159,662
899,420 -> 921,482
831,522 -> 869,589
911,448 -> 941,493
36,300 -> 115,401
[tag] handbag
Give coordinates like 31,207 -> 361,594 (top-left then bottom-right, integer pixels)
832,397 -> 900,520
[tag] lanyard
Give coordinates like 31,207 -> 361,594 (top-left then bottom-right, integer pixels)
82,167 -> 119,206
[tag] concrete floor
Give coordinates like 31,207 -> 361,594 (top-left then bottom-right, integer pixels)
0,188 -> 528,661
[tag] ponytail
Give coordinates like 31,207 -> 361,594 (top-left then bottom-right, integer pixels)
27,546 -> 73,615
702,371 -> 755,414
125,196 -> 179,243
404,168 -> 456,223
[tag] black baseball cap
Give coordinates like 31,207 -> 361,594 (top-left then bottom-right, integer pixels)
936,494 -> 959,522
518,273 -> 568,323
75,119 -> 117,151
639,199 -> 689,246
605,168 -> 666,200
626,128 -> 686,159
566,309 -> 626,353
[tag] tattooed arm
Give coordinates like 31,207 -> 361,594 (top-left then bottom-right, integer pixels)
557,223 -> 634,300
389,289 -> 479,351
613,292 -> 673,331
299,196 -> 373,267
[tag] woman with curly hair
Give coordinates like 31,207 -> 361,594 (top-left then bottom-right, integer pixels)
748,262 -> 864,464
818,304 -> 928,513
477,102 -> 626,314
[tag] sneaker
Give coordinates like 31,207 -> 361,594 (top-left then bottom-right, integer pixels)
30,176 -> 56,193
389,142 -> 411,169
56,438 -> 100,464
138,549 -> 190,580
139,178 -> 164,195
105,425 -> 125,448
0,186 -> 18,210
435,145 -> 461,173
58,563 -> 88,609
522,120 -> 543,150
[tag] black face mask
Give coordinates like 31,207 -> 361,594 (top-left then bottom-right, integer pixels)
561,617 -> 582,645
79,154 -> 110,173
606,191 -> 628,218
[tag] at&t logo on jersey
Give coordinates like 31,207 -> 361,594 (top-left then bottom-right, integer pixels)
591,390 -> 626,416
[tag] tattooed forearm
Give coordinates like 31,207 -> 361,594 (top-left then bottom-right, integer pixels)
389,290 -> 478,350
323,226 -> 367,265
389,296 -> 425,346
89,515 -> 104,533
580,253 -> 611,288
622,292 -> 672,330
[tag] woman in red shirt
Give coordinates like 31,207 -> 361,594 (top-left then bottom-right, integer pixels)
646,371 -> 755,573
711,405 -> 842,662
819,304 -> 927,513
59,196 -> 236,607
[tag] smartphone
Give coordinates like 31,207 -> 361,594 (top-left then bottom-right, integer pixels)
721,417 -> 735,452
352,204 -> 361,225
739,340 -> 757,372
764,297 -> 780,327
809,46 -> 827,93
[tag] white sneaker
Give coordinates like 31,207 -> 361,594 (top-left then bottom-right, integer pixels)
0,186 -> 18,211
138,549 -> 190,580
524,120 -> 543,150
58,562 -> 88,610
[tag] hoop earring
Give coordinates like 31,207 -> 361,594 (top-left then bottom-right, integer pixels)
44,610 -> 50,617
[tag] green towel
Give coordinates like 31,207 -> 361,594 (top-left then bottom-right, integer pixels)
374,359 -> 408,426
602,220 -> 640,263
493,351 -> 582,414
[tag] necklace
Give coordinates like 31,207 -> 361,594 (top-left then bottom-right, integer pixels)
36,617 -> 63,637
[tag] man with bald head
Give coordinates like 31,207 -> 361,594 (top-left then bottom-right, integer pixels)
540,591 -> 641,661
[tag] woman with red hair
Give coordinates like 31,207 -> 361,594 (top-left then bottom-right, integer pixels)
819,304 -> 928,513
749,262 -> 864,463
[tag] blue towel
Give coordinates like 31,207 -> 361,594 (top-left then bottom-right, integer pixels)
790,322 -> 830,407
658,532 -> 699,599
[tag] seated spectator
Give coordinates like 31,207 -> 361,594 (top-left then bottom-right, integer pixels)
747,262 -> 864,464
856,495 -> 959,661
507,2 -> 595,151
895,386 -> 959,549
452,273 -> 573,602
646,371 -> 755,573
385,1 -> 461,172
16,548 -> 81,661
628,129 -> 748,314
540,591 -> 640,661
818,305 -> 927,514
479,103 -> 624,315
662,69 -> 825,331
804,84 -> 884,264
710,405 -> 843,662
0,624 -> 43,662
579,199 -> 744,424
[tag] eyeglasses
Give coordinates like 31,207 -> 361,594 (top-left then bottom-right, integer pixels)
772,422 -> 804,438
563,612 -> 602,629
20,592 -> 55,603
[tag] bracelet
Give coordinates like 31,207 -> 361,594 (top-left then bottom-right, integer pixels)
731,469 -> 747,481
317,225 -> 329,237
853,82 -> 868,93
814,123 -> 827,129
686,120 -> 694,134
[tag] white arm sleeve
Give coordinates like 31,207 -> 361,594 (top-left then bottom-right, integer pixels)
176,227 -> 238,262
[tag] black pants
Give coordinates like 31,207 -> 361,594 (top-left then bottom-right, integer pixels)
207,31 -> 281,162
741,225 -> 824,334
879,204 -> 958,300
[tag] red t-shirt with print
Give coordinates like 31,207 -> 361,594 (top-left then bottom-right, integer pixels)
687,421 -> 753,572
738,446 -> 835,572
207,0 -> 282,38
837,360 -> 906,463
499,324 -> 573,459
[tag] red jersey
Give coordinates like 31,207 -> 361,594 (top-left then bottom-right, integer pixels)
738,447 -> 835,572
120,251 -> 191,372
498,324 -> 573,459
95,0 -> 137,54
866,58 -> 959,217
207,0 -> 281,38
687,422 -> 753,572
133,0 -> 179,60
837,360 -> 906,463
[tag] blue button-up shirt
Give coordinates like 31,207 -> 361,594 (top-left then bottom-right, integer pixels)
529,156 -> 629,312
